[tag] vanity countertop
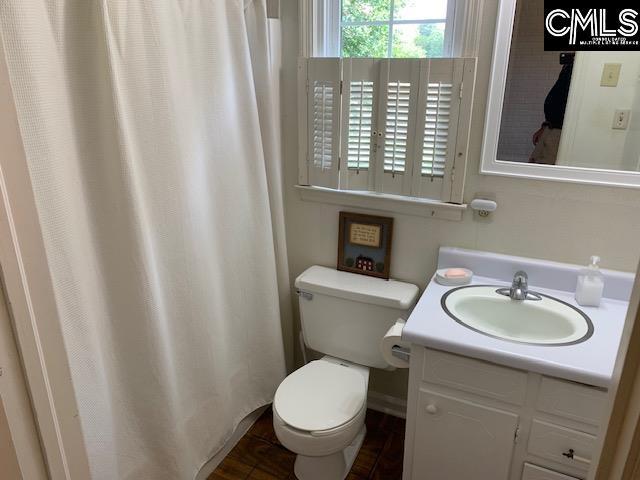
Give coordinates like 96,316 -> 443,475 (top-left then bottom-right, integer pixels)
402,247 -> 634,388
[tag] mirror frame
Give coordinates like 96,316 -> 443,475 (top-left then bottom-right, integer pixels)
480,0 -> 640,189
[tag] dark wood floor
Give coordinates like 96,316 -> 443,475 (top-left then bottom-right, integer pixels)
209,406 -> 405,480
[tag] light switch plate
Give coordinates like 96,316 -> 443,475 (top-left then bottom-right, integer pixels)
601,63 -> 622,87
612,109 -> 631,130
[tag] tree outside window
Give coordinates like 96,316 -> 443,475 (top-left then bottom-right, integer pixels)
341,0 -> 449,58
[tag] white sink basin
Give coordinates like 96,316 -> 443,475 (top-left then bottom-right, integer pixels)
442,286 -> 593,345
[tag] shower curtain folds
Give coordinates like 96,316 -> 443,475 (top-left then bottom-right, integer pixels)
0,0 -> 288,478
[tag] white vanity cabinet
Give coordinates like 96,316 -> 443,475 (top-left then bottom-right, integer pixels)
403,348 -> 608,480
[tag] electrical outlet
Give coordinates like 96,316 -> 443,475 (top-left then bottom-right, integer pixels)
612,109 -> 631,130
601,63 -> 622,87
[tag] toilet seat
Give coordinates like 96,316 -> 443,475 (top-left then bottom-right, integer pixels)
274,359 -> 367,433
273,402 -> 366,458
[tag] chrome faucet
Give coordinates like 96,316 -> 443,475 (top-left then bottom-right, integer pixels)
509,271 -> 529,300
497,271 -> 541,301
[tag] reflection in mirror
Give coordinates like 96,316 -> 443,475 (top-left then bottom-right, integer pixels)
496,0 -> 640,172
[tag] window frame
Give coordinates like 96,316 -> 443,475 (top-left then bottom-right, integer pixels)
301,0 -> 485,58
306,0 -> 471,58
338,0 -> 456,59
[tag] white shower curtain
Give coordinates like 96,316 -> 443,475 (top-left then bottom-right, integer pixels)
0,1 -> 288,478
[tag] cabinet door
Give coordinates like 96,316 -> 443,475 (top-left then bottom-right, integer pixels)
411,389 -> 519,480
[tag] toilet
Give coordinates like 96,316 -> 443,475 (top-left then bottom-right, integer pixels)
273,266 -> 419,480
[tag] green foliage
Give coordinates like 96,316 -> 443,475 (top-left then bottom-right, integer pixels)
391,27 -> 424,58
341,0 -> 445,58
342,0 -> 391,22
414,24 -> 445,58
342,25 -> 389,57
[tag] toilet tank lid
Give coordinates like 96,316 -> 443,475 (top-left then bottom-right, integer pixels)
295,266 -> 419,310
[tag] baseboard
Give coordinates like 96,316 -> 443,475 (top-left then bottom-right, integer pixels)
195,405 -> 268,480
367,391 -> 407,419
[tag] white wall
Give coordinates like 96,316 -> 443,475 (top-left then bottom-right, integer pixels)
497,0 -> 560,163
279,0 -> 640,399
622,82 -> 640,171
558,52 -> 640,171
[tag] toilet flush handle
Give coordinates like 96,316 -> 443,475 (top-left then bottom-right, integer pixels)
426,404 -> 438,414
296,289 -> 313,301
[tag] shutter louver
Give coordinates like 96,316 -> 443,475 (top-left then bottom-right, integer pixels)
347,81 -> 374,172
304,58 -> 341,189
312,81 -> 335,170
422,82 -> 453,177
384,81 -> 411,175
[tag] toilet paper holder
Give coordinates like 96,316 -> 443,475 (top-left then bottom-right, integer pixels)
391,345 -> 411,363
381,319 -> 411,369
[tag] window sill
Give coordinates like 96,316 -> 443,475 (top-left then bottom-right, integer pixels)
295,185 -> 467,221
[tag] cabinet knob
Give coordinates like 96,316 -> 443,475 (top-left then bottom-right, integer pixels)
426,404 -> 438,414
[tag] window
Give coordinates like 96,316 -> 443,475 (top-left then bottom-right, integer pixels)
341,0 -> 454,58
299,0 -> 482,207
309,0 -> 459,58
298,57 -> 477,203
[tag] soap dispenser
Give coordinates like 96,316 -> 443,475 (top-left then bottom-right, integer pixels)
575,256 -> 604,307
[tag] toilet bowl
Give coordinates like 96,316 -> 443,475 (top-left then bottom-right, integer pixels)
273,357 -> 369,480
274,266 -> 418,480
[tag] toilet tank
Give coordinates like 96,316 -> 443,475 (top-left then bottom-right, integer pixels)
295,266 -> 419,369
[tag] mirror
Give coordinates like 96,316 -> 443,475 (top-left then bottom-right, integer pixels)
482,0 -> 640,187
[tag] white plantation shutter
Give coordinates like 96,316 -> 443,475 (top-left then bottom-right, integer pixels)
299,57 -> 476,203
304,58 -> 341,188
340,59 -> 379,191
375,59 -> 420,196
411,58 -> 475,201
